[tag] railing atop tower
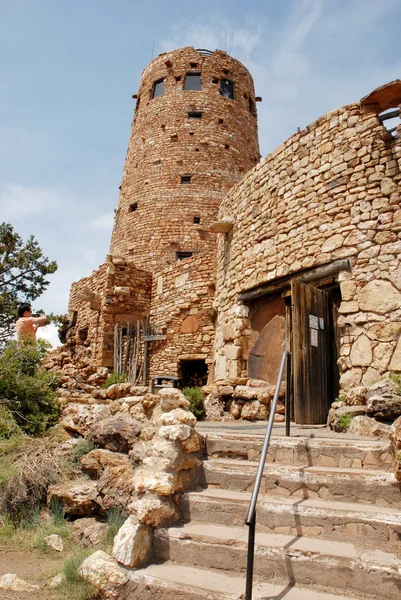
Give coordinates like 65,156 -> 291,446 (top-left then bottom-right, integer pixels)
195,48 -> 214,56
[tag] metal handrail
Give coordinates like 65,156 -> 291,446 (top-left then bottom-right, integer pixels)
244,349 -> 291,600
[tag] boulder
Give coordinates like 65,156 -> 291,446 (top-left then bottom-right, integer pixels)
159,408 -> 197,427
226,399 -> 244,419
45,534 -> 64,552
348,416 -> 392,439
105,382 -> 135,400
366,395 -> 401,420
158,424 -> 192,442
79,550 -> 129,597
241,400 -> 269,421
72,517 -> 108,547
203,391 -> 225,420
345,385 -> 367,406
97,463 -> 136,512
128,493 -> 179,527
133,468 -> 181,496
61,403 -> 111,436
0,574 -> 39,592
112,515 -> 152,568
181,430 -> 203,454
89,414 -> 142,453
81,449 -> 131,479
48,479 -> 101,516
366,378 -> 400,400
158,388 -> 190,411
328,405 -> 369,432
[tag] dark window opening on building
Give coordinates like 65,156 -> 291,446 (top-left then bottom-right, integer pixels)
175,75 -> 182,81
244,92 -> 248,99
179,359 -> 208,388
190,62 -> 198,68
152,78 -> 164,98
218,118 -> 224,124
181,175 -> 192,184
378,107 -> 401,137
212,78 -> 219,84
188,111 -> 202,119
171,134 -> 178,141
225,144 -> 230,149
184,73 -> 202,91
249,97 -> 255,115
189,132 -> 194,136
78,327 -> 88,343
176,251 -> 193,260
220,79 -> 235,99
193,216 -> 200,224
128,202 -> 138,212
195,147 -> 199,152
223,69 -> 230,75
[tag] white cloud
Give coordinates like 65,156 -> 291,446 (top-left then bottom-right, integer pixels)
0,183 -> 68,219
37,324 -> 62,349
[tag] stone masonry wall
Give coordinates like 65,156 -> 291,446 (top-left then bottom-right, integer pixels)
68,257 -> 152,367
149,252 -> 216,380
214,84 -> 401,391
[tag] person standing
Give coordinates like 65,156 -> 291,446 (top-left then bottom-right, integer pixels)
15,303 -> 48,343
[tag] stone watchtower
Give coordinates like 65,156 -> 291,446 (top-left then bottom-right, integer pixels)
110,47 -> 260,274
68,47 -> 260,384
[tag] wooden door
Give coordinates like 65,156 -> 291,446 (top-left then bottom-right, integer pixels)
292,279 -> 331,424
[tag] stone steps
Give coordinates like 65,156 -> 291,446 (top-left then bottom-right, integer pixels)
205,433 -> 394,470
152,522 -> 401,600
203,457 -> 401,506
129,563 -> 363,600
181,488 -> 401,548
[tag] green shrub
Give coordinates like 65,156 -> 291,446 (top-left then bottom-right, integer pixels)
337,413 -> 353,432
101,372 -> 126,388
182,387 -> 205,420
0,339 -> 60,436
0,406 -> 22,439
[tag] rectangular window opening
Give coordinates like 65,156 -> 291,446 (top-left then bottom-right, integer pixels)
175,75 -> 182,81
181,175 -> 192,184
190,62 -> 198,68
224,144 -> 230,150
220,79 -> 235,100
218,118 -> 224,124
212,78 -> 219,84
152,78 -> 165,98
188,111 -> 202,119
184,73 -> 203,91
193,217 -> 200,224
176,251 -> 193,260
171,134 -> 178,141
128,202 -> 138,212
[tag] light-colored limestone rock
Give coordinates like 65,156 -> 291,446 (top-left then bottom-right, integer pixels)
133,468 -> 180,495
112,515 -> 152,568
241,400 -> 269,421
79,550 -> 129,595
61,403 -> 111,436
45,534 -> 64,552
358,281 -> 401,314
345,385 -> 367,406
48,573 -> 66,588
72,517 -> 108,547
159,408 -> 197,427
158,424 -> 192,442
339,368 -> 362,390
350,335 -> 372,366
129,493 -> 180,527
389,337 -> 401,371
158,388 -> 190,411
48,480 -> 101,516
348,416 -> 392,439
181,430 -> 203,454
203,391 -> 225,420
0,574 -> 39,592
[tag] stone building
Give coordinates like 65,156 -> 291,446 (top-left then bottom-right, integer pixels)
66,47 -> 260,386
212,80 -> 401,424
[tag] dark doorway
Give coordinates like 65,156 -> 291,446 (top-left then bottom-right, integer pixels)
179,359 -> 208,388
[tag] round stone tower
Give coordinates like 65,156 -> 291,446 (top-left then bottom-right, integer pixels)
109,46 -> 260,273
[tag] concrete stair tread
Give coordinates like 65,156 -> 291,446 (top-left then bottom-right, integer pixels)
159,521 -> 400,564
206,457 -> 395,480
133,562 -> 363,600
186,487 -> 401,521
205,432 -> 391,450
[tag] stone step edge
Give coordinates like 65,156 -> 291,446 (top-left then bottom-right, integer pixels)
130,562 -> 363,600
183,488 -> 401,521
156,521 -> 401,567
203,432 -> 391,450
205,457 -> 396,480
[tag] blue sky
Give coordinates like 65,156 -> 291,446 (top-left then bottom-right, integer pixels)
0,0 -> 400,345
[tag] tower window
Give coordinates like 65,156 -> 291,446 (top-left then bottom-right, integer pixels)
193,216 -> 200,224
218,118 -> 224,124
128,202 -> 138,212
171,134 -> 178,141
181,175 -> 192,184
220,79 -> 235,100
188,111 -> 202,119
152,78 -> 164,98
249,97 -> 256,115
184,73 -> 202,91
190,62 -> 198,68
175,75 -> 182,81
225,144 -> 230,150
212,78 -> 219,84
176,251 -> 193,260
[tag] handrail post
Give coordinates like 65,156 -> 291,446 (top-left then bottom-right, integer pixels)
285,351 -> 292,437
245,510 -> 256,600
244,349 -> 289,599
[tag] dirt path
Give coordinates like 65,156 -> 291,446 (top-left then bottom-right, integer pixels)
0,548 -> 64,600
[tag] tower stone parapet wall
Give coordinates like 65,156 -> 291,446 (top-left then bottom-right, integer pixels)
213,82 -> 401,390
110,47 -> 259,275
